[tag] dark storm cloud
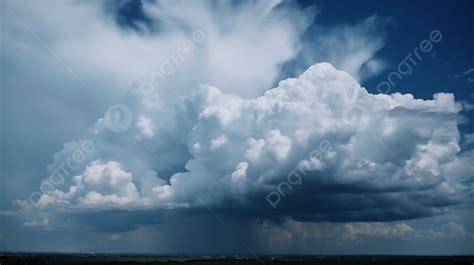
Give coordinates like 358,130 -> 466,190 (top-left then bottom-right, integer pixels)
15,63 -> 472,230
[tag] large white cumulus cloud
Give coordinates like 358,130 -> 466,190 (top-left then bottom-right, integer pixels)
22,63 -> 473,223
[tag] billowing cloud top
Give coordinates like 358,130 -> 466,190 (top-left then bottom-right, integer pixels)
20,62 -> 472,224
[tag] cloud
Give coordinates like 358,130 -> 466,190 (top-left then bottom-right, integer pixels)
210,135 -> 228,150
2,0 -> 386,122
280,15 -> 388,82
24,218 -> 50,228
18,63 -> 473,227
258,219 -> 472,245
136,116 -> 155,138
231,162 -> 249,183
1,0 -> 314,212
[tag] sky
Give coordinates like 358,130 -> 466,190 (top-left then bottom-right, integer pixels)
1,0 -> 473,255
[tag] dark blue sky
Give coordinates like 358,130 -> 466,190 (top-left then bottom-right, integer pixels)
297,0 -> 474,132
334,0 -> 473,96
